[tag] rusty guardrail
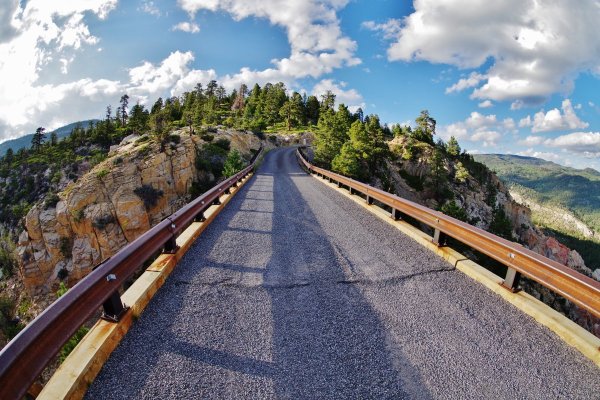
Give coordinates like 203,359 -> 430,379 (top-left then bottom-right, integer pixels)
0,145 -> 263,400
296,147 -> 600,320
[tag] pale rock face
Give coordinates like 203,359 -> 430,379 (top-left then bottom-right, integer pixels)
17,131 -> 262,295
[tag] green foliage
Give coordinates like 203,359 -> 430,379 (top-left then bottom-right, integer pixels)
447,136 -> 461,157
222,149 -> 245,177
454,161 -> 470,183
44,193 -> 60,209
489,207 -> 513,239
0,236 -> 16,279
427,147 -> 448,202
332,142 -> 362,179
96,168 -> 109,180
55,283 -> 89,363
92,214 -> 116,230
59,237 -> 72,258
214,137 -> 231,152
440,200 -> 468,222
134,185 -> 164,209
412,110 -> 436,144
56,282 -> 69,298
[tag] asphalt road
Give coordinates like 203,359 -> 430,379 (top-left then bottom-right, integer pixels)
86,147 -> 600,399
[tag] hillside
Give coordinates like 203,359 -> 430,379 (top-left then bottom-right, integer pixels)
474,154 -> 600,270
0,120 -> 99,157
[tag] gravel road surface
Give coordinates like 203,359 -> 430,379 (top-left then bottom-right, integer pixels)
86,147 -> 600,399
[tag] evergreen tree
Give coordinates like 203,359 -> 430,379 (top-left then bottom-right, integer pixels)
129,103 -> 149,134
31,127 -> 45,152
305,95 -> 320,125
447,136 -> 461,157
320,91 -> 335,113
119,94 -> 129,125
332,142 -> 362,179
222,149 -> 245,177
454,161 -> 469,183
50,131 -> 58,146
428,147 -> 448,201
413,110 -> 436,144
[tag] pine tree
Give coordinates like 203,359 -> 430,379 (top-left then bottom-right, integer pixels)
447,136 -> 461,157
413,110 -> 436,144
222,149 -> 245,177
31,127 -> 45,152
454,161 -> 469,183
119,94 -> 129,125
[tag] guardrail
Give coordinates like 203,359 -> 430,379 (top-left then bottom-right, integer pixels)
296,147 -> 600,320
0,146 -> 263,400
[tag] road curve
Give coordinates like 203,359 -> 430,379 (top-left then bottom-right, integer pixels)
87,147 -> 600,399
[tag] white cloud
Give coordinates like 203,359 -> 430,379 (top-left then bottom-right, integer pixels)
439,111 -> 508,146
519,115 -> 532,128
0,1 -> 118,137
377,1 -> 600,104
312,79 -> 364,112
530,99 -> 588,133
172,21 -> 200,33
516,148 -> 562,162
361,19 -> 402,40
518,135 -> 543,146
543,132 -> 600,158
176,0 -> 360,87
139,1 -> 161,17
445,72 -> 485,94
478,100 -> 493,108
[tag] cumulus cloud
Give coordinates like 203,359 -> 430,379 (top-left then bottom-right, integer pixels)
543,132 -> 600,158
478,100 -> 493,108
361,19 -> 402,40
375,0 -> 600,104
177,0 -> 360,85
172,21 -> 200,33
0,1 -> 118,138
529,99 -> 588,133
445,72 -> 486,94
516,148 -> 563,163
139,1 -> 161,17
518,135 -> 544,146
439,111 -> 508,147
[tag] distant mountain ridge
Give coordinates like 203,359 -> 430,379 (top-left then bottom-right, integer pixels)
0,120 -> 98,156
474,153 -> 600,270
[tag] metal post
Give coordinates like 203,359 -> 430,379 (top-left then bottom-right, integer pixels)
213,197 -> 222,205
338,181 -> 343,188
391,208 -> 401,220
349,187 -> 354,195
195,212 -> 206,222
432,228 -> 447,246
366,196 -> 374,205
101,290 -> 128,322
501,268 -> 522,292
163,236 -> 178,253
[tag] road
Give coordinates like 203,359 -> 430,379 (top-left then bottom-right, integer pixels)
86,147 -> 600,399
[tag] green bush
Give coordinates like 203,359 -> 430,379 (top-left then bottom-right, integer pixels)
44,193 -> 60,209
96,169 -> 109,180
214,137 -> 231,151
440,200 -> 468,222
134,185 -> 164,209
92,214 -> 116,230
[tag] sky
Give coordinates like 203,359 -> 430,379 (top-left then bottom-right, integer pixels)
0,0 -> 599,170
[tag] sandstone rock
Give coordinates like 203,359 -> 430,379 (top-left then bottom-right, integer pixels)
16,133 -> 260,294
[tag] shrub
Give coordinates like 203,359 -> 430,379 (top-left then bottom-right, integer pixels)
169,134 -> 181,144
72,208 -> 85,222
44,193 -> 60,209
222,149 -> 245,178
96,169 -> 109,180
214,137 -> 231,151
113,157 -> 123,165
200,133 -> 214,142
134,185 -> 164,209
92,214 -> 116,230
136,135 -> 149,144
440,200 -> 468,222
59,237 -> 72,258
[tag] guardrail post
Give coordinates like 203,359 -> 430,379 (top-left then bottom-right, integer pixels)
349,187 -> 354,195
195,212 -> 206,222
391,208 -> 401,220
101,289 -> 128,322
213,197 -> 222,205
501,268 -> 522,292
366,195 -> 374,205
337,181 -> 343,188
432,228 -> 447,246
164,221 -> 179,254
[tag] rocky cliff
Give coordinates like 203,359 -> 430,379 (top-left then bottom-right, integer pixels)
16,130 -> 261,295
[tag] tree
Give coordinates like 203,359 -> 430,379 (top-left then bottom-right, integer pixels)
119,94 -> 129,125
490,207 -> 513,239
231,84 -> 247,113
129,103 -> 149,134
428,147 -> 447,201
447,136 -> 461,157
279,96 -> 303,130
305,95 -> 320,125
413,110 -> 436,144
440,200 -> 468,222
332,142 -> 362,179
353,107 -> 364,123
50,131 -> 58,146
222,149 -> 245,177
151,97 -> 163,114
320,91 -> 335,113
454,161 -> 469,183
31,127 -> 45,152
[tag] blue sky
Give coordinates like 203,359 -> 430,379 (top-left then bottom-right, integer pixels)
0,0 -> 599,169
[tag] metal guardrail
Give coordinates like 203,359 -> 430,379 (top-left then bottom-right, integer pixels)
0,146 -> 263,400
296,148 -> 600,320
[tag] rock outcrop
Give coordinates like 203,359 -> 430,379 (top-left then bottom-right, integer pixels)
17,130 -> 261,295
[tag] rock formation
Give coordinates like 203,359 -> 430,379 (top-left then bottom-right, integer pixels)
17,130 -> 261,295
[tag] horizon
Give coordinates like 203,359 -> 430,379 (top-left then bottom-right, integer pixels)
0,1 -> 599,170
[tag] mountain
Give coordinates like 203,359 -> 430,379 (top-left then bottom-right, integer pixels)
0,120 -> 98,156
474,153 -> 600,270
